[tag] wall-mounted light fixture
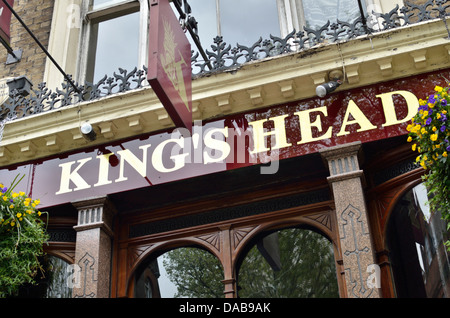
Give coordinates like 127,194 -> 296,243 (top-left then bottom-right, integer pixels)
6,75 -> 32,96
316,70 -> 344,98
80,122 -> 97,142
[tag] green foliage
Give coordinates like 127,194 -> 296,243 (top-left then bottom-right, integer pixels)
163,228 -> 338,298
406,85 -> 450,250
238,229 -> 338,298
163,247 -> 224,298
0,175 -> 49,298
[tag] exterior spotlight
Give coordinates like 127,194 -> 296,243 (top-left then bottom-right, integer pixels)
316,70 -> 344,98
6,76 -> 32,97
316,80 -> 342,98
80,122 -> 97,141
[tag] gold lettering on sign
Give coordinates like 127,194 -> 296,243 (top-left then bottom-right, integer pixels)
295,106 -> 332,145
249,114 -> 292,154
54,89 -> 420,196
337,100 -> 377,136
56,158 -> 93,195
377,90 -> 419,127
161,17 -> 190,112
116,145 -> 152,183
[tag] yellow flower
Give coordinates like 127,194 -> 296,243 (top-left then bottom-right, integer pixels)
16,213 -> 22,218
416,155 -> 421,162
432,126 -> 437,132
2,196 -> 7,202
435,85 -> 443,92
407,136 -> 413,142
420,161 -> 427,169
428,103 -> 435,109
12,192 -> 18,198
436,144 -> 441,149
421,128 -> 427,134
412,144 -> 417,151
444,152 -> 448,157
10,221 -> 15,227
430,134 -> 438,141
443,110 -> 447,114
437,113 -> 441,119
37,211 -> 42,217
9,204 -> 14,209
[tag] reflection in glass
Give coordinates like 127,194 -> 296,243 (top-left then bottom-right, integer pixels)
386,183 -> 450,297
11,256 -> 73,298
237,228 -> 339,298
219,0 -> 280,47
302,0 -> 362,29
135,247 -> 224,298
87,11 -> 140,83
181,0 -> 218,49
186,0 -> 280,48
92,0 -> 127,10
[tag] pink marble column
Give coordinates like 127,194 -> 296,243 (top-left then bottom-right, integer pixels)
320,142 -> 380,298
72,197 -> 116,298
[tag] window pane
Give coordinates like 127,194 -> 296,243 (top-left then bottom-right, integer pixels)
12,255 -> 73,298
302,0 -> 362,29
92,0 -> 128,10
88,11 -> 140,83
386,183 -> 450,297
178,0 -> 218,50
237,228 -> 339,298
135,247 -> 224,298
220,0 -> 280,46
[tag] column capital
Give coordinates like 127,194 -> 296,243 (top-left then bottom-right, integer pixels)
319,141 -> 362,161
319,142 -> 366,187
72,197 -> 117,237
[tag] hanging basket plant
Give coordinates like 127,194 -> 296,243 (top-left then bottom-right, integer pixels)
0,175 -> 49,298
406,85 -> 450,249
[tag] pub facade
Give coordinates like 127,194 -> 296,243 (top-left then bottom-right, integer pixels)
0,0 -> 449,298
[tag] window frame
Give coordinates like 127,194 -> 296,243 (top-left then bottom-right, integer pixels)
77,0 -> 149,84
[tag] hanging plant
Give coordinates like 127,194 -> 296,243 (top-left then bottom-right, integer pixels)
0,175 -> 49,298
406,85 -> 450,250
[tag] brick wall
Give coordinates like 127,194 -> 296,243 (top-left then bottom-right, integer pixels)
0,0 -> 54,87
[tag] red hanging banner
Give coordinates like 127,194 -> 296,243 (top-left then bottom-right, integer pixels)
0,0 -> 13,45
148,0 -> 193,132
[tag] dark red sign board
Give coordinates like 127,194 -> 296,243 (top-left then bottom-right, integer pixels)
1,69 -> 449,209
0,0 -> 13,45
148,0 -> 193,132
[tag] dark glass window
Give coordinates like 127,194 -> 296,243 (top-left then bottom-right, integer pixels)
10,255 -> 74,298
237,227 -> 339,298
135,247 -> 224,298
386,183 -> 450,297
